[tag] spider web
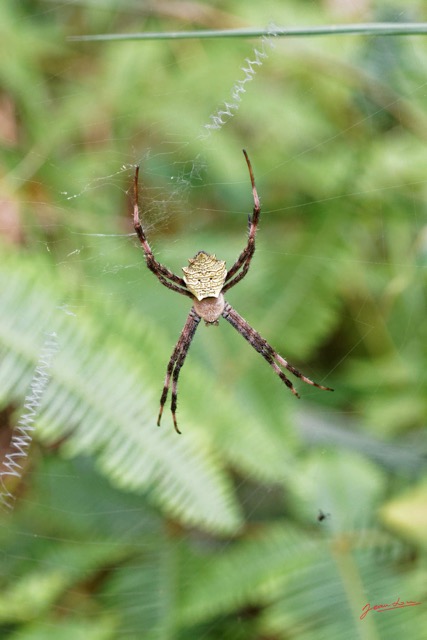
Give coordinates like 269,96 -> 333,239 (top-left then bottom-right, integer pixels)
1,2 -> 427,639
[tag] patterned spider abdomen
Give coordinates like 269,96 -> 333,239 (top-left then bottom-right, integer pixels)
182,251 -> 227,301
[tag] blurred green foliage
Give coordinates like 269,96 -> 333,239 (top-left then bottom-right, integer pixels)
0,1 -> 426,638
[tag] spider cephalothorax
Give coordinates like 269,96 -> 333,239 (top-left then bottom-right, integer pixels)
133,150 -> 333,433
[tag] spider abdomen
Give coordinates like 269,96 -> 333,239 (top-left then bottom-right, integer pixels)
193,293 -> 225,325
182,251 -> 227,301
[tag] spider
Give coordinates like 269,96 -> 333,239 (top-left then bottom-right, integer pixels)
133,150 -> 333,433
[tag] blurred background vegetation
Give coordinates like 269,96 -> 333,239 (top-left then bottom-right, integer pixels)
1,1 -> 427,638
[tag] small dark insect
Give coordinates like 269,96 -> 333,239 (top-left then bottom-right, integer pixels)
317,510 -> 330,522
133,150 -> 333,433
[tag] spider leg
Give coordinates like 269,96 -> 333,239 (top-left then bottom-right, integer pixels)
157,308 -> 201,433
223,150 -> 261,293
133,166 -> 192,298
222,302 -> 333,395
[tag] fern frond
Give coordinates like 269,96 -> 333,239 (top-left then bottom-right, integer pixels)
0,251 -> 242,534
178,524 -> 316,625
0,542 -> 128,624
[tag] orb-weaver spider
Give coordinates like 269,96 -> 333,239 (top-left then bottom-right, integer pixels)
133,150 -> 333,433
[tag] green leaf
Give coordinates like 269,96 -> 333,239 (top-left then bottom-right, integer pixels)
0,543 -> 127,624
8,618 -> 117,640
380,482 -> 427,548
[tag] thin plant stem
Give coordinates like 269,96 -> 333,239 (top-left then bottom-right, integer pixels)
68,23 -> 427,43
